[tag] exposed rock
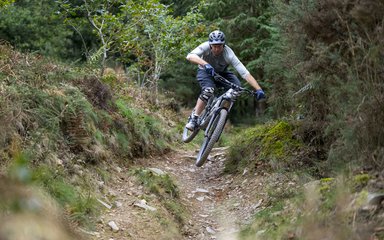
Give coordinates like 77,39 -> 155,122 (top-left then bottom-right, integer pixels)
194,188 -> 210,194
196,196 -> 205,202
107,221 -> 119,232
148,167 -> 166,176
97,198 -> 112,209
206,226 -> 216,234
114,201 -> 123,208
133,199 -> 157,211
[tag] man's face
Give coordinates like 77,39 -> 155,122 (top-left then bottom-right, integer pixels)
210,44 -> 224,56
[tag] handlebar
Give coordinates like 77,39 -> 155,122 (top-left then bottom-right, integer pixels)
213,73 -> 255,96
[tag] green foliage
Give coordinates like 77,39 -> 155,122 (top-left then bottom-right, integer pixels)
115,98 -> 170,156
0,42 -> 179,231
159,57 -> 201,108
118,0 -> 207,92
160,0 -> 198,16
240,173 -> 379,240
8,151 -> 32,183
0,0 -> 13,8
57,0 -> 127,73
266,0 -> 384,171
57,0 -> 207,92
260,121 -> 298,158
0,0 -> 73,59
353,174 -> 370,190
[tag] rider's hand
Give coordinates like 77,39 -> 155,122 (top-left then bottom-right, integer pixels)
204,64 -> 215,76
254,89 -> 266,101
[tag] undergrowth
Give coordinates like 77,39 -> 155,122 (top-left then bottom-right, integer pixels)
225,120 -> 383,239
0,42 -> 179,231
132,167 -> 189,226
224,120 -> 311,174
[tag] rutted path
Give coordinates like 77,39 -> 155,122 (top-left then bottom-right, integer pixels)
92,147 -> 267,240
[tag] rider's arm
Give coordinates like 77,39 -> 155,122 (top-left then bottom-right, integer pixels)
186,42 -> 210,67
224,46 -> 263,91
244,73 -> 262,91
186,53 -> 209,67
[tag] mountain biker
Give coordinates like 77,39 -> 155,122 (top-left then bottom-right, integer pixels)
185,30 -> 266,130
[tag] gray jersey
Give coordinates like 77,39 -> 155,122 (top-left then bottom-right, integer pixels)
187,41 -> 249,79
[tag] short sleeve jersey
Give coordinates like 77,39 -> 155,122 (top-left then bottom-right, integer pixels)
187,41 -> 249,79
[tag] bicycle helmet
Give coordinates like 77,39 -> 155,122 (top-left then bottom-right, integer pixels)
208,30 -> 225,45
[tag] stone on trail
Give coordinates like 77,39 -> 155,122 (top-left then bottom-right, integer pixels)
194,188 -> 209,194
97,198 -> 112,209
148,167 -> 166,176
134,199 -> 157,211
206,226 -> 216,234
107,221 -> 119,232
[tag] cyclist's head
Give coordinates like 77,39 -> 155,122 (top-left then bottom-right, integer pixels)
208,30 -> 225,45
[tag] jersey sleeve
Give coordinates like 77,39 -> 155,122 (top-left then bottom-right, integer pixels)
225,47 -> 250,79
186,42 -> 210,59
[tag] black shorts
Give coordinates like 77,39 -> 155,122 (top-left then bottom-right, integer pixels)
196,69 -> 241,90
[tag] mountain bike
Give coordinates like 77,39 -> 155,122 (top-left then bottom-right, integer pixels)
182,73 -> 256,167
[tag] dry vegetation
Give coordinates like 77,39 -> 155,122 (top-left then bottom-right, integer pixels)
0,41 -> 183,239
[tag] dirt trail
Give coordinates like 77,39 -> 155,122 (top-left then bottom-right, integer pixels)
92,147 -> 266,240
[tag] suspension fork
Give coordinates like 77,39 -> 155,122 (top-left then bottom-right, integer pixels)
204,99 -> 231,138
214,99 -> 234,134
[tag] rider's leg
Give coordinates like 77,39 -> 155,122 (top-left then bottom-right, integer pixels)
194,98 -> 207,116
195,87 -> 214,114
185,88 -> 214,130
194,69 -> 216,116
186,70 -> 215,130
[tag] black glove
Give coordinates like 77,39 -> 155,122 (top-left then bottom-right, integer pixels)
204,64 -> 215,76
254,89 -> 266,101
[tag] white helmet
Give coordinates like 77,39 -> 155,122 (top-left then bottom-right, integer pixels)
208,30 -> 225,45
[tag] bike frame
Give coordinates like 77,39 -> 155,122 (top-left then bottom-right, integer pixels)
201,90 -> 233,136
182,73 -> 255,166
201,74 -> 251,122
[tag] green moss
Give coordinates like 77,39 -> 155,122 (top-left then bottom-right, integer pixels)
353,174 -> 370,185
101,73 -> 118,89
319,178 -> 335,194
320,177 -> 335,183
225,121 -> 304,173
260,121 -> 301,159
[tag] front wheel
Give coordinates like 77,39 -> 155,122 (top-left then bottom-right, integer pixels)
195,109 -> 227,167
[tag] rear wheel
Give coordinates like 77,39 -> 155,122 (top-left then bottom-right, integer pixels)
196,109 -> 227,167
182,103 -> 211,143
182,126 -> 199,143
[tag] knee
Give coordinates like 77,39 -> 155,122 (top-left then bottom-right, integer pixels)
199,87 -> 214,103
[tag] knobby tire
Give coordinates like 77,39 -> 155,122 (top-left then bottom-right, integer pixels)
182,127 -> 199,143
182,103 -> 211,143
196,108 -> 227,167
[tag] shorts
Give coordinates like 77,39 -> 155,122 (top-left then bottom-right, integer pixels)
196,69 -> 241,90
